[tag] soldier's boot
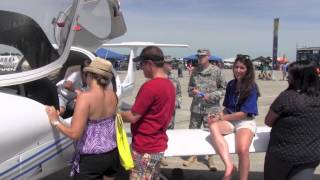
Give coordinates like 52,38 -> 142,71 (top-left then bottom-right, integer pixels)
182,156 -> 197,167
160,157 -> 168,166
208,155 -> 218,171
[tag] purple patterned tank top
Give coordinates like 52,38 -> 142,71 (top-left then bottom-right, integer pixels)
70,115 -> 117,176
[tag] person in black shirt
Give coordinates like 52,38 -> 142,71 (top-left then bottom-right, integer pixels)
264,60 -> 320,180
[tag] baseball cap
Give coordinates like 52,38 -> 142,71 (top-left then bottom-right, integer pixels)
197,48 -> 210,56
133,46 -> 164,63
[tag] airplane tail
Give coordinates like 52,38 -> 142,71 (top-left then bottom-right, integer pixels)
122,48 -> 136,87
102,42 -> 189,98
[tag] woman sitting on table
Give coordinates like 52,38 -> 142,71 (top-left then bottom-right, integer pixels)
208,54 -> 260,180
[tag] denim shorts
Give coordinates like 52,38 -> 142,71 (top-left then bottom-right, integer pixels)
225,118 -> 257,134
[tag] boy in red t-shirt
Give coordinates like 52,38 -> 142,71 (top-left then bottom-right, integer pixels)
120,46 -> 175,180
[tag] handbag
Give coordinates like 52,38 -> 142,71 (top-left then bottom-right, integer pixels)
115,113 -> 134,170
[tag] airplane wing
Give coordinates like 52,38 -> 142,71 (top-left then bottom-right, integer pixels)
102,42 -> 189,49
164,127 -> 271,157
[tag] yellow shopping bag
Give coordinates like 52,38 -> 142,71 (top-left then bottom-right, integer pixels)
115,113 -> 134,170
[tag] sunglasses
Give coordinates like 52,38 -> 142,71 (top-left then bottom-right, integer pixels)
139,60 -> 152,66
236,54 -> 250,60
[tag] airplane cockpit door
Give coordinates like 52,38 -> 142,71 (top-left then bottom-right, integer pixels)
0,0 -> 80,87
72,0 -> 127,52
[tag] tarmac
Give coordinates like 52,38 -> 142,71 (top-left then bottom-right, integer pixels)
43,69 -> 320,180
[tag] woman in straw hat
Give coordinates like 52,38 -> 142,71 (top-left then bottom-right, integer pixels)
46,58 -> 119,180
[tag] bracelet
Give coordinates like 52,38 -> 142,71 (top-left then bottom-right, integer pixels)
51,119 -> 60,127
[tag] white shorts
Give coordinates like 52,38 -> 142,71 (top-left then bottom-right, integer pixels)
225,118 -> 257,134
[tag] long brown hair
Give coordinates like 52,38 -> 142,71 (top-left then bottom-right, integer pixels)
233,54 -> 260,104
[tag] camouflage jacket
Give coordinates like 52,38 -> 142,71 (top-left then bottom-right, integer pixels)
188,64 -> 226,114
168,71 -> 182,107
178,63 -> 184,70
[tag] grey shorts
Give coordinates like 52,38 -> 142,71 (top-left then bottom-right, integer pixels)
225,118 -> 257,134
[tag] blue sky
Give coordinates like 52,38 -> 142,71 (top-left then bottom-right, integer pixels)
110,0 -> 320,60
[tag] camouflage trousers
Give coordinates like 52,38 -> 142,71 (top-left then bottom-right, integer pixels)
189,108 -> 220,129
189,113 -> 210,129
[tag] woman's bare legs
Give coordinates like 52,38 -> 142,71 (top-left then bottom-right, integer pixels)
235,128 -> 254,180
209,121 -> 234,179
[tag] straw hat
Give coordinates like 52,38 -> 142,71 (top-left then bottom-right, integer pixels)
83,57 -> 113,78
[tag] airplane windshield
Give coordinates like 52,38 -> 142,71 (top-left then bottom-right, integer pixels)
0,0 -> 76,76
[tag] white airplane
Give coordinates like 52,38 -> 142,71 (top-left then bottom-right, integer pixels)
0,0 -> 127,179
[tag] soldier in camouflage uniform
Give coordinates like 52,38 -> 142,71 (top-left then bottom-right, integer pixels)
164,57 -> 182,129
160,56 -> 182,166
177,61 -> 184,78
183,49 -> 226,170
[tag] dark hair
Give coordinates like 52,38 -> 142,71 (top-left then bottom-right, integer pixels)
233,54 -> 260,103
80,59 -> 91,71
152,61 -> 164,67
287,60 -> 319,96
87,72 -> 114,90
140,46 -> 164,67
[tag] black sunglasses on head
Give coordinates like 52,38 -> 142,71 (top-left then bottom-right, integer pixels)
236,54 -> 250,60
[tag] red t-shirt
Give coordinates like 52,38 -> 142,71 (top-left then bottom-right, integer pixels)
131,77 -> 175,153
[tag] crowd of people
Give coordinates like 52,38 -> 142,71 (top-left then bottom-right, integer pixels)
45,46 -> 320,180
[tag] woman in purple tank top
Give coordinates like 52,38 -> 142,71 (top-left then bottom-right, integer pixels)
46,58 -> 119,180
